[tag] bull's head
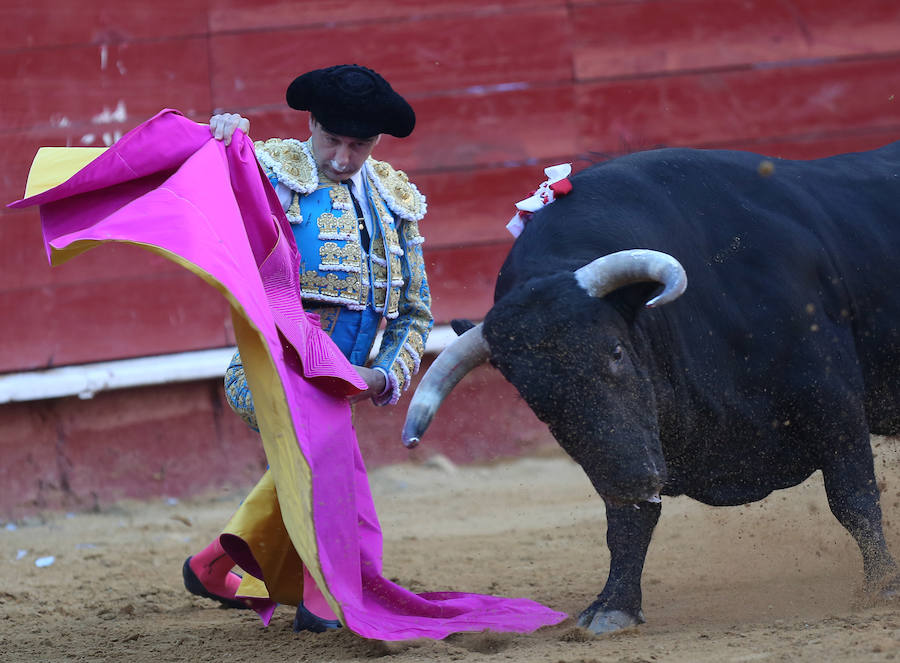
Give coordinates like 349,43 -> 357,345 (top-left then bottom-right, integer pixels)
402,249 -> 687,504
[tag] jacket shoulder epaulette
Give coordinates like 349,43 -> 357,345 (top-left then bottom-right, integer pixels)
254,138 -> 318,194
367,158 -> 427,222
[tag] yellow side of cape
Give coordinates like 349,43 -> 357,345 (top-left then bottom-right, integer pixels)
24,147 -> 107,198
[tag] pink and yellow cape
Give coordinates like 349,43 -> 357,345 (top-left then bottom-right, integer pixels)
8,109 -> 567,640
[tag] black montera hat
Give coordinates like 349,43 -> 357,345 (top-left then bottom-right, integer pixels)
286,64 -> 415,138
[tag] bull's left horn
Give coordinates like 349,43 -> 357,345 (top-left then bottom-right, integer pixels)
574,249 -> 687,308
401,323 -> 490,448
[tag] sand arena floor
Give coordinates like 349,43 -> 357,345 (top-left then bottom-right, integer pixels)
4,442 -> 900,662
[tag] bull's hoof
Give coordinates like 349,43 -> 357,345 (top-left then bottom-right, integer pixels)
865,574 -> 900,603
576,607 -> 645,635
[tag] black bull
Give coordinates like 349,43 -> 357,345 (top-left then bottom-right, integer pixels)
402,141 -> 900,634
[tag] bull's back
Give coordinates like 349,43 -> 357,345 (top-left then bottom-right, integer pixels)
504,141 -> 900,339
508,141 -> 900,278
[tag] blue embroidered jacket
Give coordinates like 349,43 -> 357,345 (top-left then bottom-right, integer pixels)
224,138 -> 432,425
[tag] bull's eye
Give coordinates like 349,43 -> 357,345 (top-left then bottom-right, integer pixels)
612,344 -> 624,362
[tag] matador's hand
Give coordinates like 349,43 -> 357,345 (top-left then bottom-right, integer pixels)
209,113 -> 250,146
349,366 -> 388,404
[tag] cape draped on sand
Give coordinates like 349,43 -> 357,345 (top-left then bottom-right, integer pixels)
8,109 -> 567,640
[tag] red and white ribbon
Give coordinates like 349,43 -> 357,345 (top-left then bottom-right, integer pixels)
506,163 -> 573,238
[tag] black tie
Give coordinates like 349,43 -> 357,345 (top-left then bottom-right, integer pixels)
347,181 -> 370,250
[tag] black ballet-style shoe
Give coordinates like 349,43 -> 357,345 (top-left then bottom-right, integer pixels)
182,556 -> 251,610
292,601 -> 342,633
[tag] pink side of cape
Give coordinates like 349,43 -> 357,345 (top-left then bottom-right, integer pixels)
8,110 -> 568,640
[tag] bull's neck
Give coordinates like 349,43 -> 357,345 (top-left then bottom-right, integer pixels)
634,312 -> 683,448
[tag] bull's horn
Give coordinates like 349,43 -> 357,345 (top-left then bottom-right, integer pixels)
574,249 -> 687,308
401,323 -> 490,448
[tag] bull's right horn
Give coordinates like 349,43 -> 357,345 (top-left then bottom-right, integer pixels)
401,323 -> 490,448
574,249 -> 687,308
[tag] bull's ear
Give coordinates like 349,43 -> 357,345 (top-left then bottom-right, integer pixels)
606,282 -> 662,324
450,318 -> 477,336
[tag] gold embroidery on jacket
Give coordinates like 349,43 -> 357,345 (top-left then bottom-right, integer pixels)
319,241 -> 362,271
358,260 -> 369,306
367,183 -> 404,316
407,330 -> 425,358
287,192 -> 301,221
371,256 -> 388,283
329,185 -> 352,210
369,159 -> 426,220
401,347 -> 416,374
402,216 -> 424,244
317,211 -> 356,238
372,248 -> 387,311
254,138 -> 316,192
301,270 -> 363,304
390,255 -> 402,281
391,363 -> 405,388
371,190 -> 394,224
383,225 -> 400,248
309,306 -> 341,334
386,287 -> 400,315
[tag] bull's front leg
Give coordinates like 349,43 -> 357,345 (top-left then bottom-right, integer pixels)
820,438 -> 899,595
577,499 -> 661,634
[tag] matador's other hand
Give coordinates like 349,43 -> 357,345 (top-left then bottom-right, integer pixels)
209,113 -> 250,146
349,366 -> 388,404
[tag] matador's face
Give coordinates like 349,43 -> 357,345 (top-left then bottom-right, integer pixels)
308,117 -> 380,183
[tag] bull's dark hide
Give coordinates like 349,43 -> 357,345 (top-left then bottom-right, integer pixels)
409,141 -> 900,634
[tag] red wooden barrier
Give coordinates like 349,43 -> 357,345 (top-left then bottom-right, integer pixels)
577,57 -> 900,154
0,360 -> 553,518
209,7 -> 572,109
573,0 -> 900,80
3,0 -> 900,513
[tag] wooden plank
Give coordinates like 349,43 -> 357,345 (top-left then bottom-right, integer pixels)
2,39 -> 211,131
1,116 -> 214,222
414,165 -> 549,248
6,242 -> 516,370
418,131 -> 900,253
0,211 -> 187,292
0,384 -> 266,516
791,0 -> 900,57
574,0 -> 799,79
3,128 -> 118,209
56,383 -> 264,504
209,8 -> 571,110
424,242 -> 512,323
416,130 -> 900,250
0,400 -> 60,515
0,369 -> 552,516
208,0 -> 566,32
236,81 -> 578,172
576,56 -> 900,154
1,273 -> 231,372
0,0 -> 210,51
412,161 -> 603,247
573,0 -> 900,80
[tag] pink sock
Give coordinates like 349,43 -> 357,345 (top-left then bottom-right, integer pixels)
189,539 -> 242,598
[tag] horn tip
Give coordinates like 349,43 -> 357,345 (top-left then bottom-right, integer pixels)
403,436 -> 420,449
